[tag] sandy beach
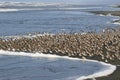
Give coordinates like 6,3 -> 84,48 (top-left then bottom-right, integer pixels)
87,10 -> 120,80
0,27 -> 120,79
0,2 -> 120,79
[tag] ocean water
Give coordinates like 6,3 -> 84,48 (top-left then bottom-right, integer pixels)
0,50 -> 116,80
0,2 -> 120,36
0,2 -> 118,80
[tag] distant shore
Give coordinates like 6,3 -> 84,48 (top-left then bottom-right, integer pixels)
88,8 -> 120,80
89,10 -> 120,27
92,14 -> 120,80
89,11 -> 120,17
113,5 -> 120,8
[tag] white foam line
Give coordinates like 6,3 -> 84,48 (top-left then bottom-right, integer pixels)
99,14 -> 105,16
58,8 -> 88,10
0,50 -> 116,80
77,64 -> 116,80
113,22 -> 120,25
0,9 -> 19,12
0,7 -> 89,12
116,65 -> 120,67
0,2 -> 66,7
0,33 -> 54,40
0,8 -> 46,12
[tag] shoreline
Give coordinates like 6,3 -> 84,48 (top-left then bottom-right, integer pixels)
89,11 -> 120,26
0,3 -> 120,80
0,28 -> 120,80
96,66 -> 120,80
89,11 -> 120,17
0,28 -> 120,61
0,50 -> 116,80
1,28 -> 120,62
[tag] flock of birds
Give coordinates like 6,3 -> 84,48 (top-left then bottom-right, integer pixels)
0,28 -> 120,62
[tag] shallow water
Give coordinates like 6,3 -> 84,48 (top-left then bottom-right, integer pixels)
0,2 -> 120,36
0,2 -> 118,80
0,51 -> 116,80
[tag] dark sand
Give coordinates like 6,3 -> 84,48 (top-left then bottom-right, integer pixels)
88,10 -> 120,80
89,58 -> 120,80
0,6 -> 120,80
85,67 -> 120,80
0,30 -> 120,80
89,5 -> 120,79
113,5 -> 120,8
89,10 -> 120,25
96,66 -> 120,80
89,11 -> 120,17
0,10 -> 120,79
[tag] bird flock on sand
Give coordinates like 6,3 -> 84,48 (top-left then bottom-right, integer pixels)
0,28 -> 120,62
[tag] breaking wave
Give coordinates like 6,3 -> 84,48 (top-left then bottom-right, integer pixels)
0,8 -> 19,12
0,2 -> 65,7
0,2 -> 68,12
0,2 -> 103,12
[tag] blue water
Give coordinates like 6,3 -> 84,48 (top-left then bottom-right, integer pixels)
0,51 -> 116,80
0,2 -> 118,80
0,3 -> 120,36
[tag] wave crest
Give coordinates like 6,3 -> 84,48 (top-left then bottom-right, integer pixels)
0,8 -> 19,12
0,2 -> 66,7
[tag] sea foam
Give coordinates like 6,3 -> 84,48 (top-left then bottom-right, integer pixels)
0,8 -> 19,12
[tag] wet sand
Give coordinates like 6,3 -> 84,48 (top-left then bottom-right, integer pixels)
96,66 -> 120,80
85,57 -> 120,80
0,28 -> 120,80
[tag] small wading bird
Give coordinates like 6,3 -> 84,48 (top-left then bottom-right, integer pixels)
0,28 -> 120,62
